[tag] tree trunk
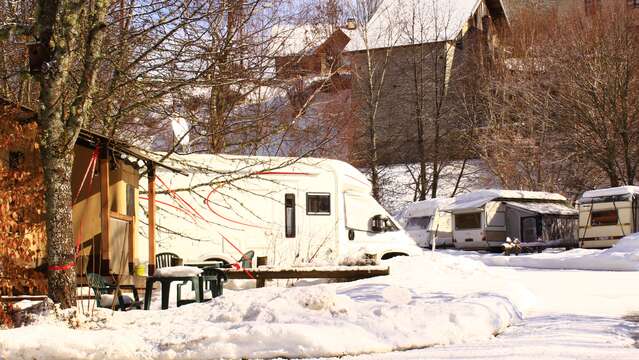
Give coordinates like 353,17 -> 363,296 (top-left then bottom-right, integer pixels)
40,144 -> 76,308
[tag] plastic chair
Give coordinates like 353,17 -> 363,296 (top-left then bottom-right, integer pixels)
86,273 -> 141,311
202,266 -> 228,297
238,250 -> 254,268
156,252 -> 180,268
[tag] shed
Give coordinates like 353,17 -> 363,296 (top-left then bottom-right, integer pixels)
0,97 -> 179,277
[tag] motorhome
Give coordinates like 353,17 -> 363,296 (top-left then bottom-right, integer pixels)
577,186 -> 639,249
140,154 -> 420,266
441,190 -> 578,250
403,198 -> 454,248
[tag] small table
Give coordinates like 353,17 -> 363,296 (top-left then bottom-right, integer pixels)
184,261 -> 225,269
144,276 -> 202,310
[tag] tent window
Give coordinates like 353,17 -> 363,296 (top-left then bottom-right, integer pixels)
126,184 -> 135,216
591,209 -> 618,226
406,216 -> 431,230
285,194 -> 296,238
306,193 -> 330,215
455,212 -> 481,230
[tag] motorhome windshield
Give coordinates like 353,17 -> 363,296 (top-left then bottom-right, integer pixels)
406,216 -> 431,230
344,192 -> 399,232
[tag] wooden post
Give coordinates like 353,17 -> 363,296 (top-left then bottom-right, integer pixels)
147,163 -> 156,275
100,146 -> 110,274
256,256 -> 267,288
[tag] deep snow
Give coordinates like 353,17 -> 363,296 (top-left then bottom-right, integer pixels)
453,232 -> 639,271
0,253 -> 531,359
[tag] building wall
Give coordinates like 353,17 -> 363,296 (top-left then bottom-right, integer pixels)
348,0 -> 501,165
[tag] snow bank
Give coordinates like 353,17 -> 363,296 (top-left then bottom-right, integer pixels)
0,253 -> 533,359
462,233 -> 639,271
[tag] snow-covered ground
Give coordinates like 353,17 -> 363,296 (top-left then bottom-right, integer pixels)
2,236 -> 639,359
446,233 -> 639,271
1,253 -> 531,359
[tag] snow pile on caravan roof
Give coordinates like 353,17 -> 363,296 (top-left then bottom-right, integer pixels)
442,189 -> 567,212
580,186 -> 639,200
0,253 -> 533,359
465,232 -> 639,271
405,197 -> 455,218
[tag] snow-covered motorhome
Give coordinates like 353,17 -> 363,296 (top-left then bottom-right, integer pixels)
140,154 -> 420,267
441,190 -> 578,250
577,186 -> 639,249
403,198 -> 454,248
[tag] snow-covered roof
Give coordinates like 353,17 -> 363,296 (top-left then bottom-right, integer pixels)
504,201 -> 577,216
345,0 -> 481,52
580,186 -> 639,199
441,189 -> 567,212
405,197 -> 454,218
272,24 -> 335,56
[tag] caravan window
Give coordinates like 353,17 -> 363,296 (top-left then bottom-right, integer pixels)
455,212 -> 481,230
307,193 -> 330,215
285,194 -> 296,237
591,209 -> 618,226
406,216 -> 431,230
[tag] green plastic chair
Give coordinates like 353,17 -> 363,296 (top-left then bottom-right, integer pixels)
86,273 -> 141,311
155,252 -> 181,268
238,250 -> 254,268
202,266 -> 228,297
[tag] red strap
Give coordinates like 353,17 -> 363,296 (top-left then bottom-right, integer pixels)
48,262 -> 76,271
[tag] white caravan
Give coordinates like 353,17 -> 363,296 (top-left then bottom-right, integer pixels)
577,186 -> 639,248
440,190 -> 576,250
403,198 -> 454,248
140,154 -> 420,266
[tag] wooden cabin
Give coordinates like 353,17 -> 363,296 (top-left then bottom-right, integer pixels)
0,97 -> 175,278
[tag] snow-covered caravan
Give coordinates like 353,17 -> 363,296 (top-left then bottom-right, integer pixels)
441,190 -> 578,250
141,154 -> 420,267
404,198 -> 454,248
577,186 -> 639,248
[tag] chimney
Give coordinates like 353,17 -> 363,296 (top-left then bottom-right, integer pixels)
346,18 -> 357,30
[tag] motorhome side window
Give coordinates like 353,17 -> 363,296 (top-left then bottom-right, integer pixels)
455,212 -> 481,230
591,209 -> 618,226
285,194 -> 295,237
306,193 -> 330,215
406,216 -> 431,230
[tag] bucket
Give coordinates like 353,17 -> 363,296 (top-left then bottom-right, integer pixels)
135,264 -> 147,277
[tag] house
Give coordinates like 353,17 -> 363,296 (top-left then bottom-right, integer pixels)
0,97 -> 178,277
440,189 -> 578,250
272,23 -> 352,88
344,0 -> 510,164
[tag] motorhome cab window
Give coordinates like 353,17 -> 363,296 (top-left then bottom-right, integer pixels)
307,193 -> 330,215
591,209 -> 618,226
406,216 -> 431,230
455,212 -> 481,230
285,194 -> 296,237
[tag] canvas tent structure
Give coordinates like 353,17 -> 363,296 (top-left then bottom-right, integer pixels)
0,97 -> 179,277
577,186 -> 639,249
441,190 -> 578,250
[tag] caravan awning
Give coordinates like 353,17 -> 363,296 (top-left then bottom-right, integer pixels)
504,201 -> 577,216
